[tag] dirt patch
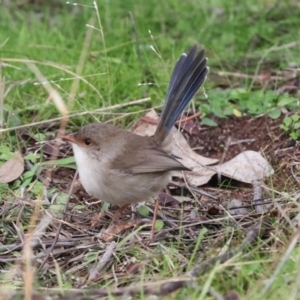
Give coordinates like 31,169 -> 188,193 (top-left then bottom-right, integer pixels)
194,115 -> 299,189
189,115 -> 287,160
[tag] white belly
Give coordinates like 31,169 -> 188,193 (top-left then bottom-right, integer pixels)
72,143 -> 170,206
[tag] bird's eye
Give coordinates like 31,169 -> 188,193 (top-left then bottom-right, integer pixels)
84,138 -> 92,145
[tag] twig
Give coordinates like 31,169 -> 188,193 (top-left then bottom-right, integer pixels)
46,223 -> 257,296
252,180 -> 265,214
214,70 -> 298,82
26,62 -> 70,190
229,138 -> 256,146
176,111 -> 202,124
88,241 -> 116,281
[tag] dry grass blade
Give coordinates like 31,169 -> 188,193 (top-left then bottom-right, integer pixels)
0,97 -> 151,133
0,63 -> 4,128
26,62 -> 68,119
1,57 -> 103,99
68,16 -> 95,109
21,199 -> 52,300
259,228 -> 300,297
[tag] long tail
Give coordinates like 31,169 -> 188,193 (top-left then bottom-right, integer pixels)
154,45 -> 209,144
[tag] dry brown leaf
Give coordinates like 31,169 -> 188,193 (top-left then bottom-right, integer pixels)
187,150 -> 273,186
98,220 -> 141,242
0,152 -> 24,183
158,192 -> 181,206
132,109 -> 218,186
214,150 -> 273,183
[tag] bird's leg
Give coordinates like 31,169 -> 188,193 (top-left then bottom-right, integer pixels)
112,204 -> 131,223
150,199 -> 159,239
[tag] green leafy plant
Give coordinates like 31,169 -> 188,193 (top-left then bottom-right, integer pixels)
204,89 -> 298,121
280,114 -> 300,140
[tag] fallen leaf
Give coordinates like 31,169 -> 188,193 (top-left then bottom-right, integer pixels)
126,262 -> 145,275
131,109 -> 159,136
207,206 -> 220,215
0,152 -> 24,183
177,118 -> 201,136
233,108 -> 242,117
158,192 -> 181,206
91,211 -> 106,229
98,220 -> 141,242
187,150 -> 273,186
132,109 -> 218,186
214,150 -> 273,184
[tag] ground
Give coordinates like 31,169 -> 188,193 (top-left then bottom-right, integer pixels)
1,1 -> 300,299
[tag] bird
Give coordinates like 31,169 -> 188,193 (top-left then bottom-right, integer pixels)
62,45 -> 209,221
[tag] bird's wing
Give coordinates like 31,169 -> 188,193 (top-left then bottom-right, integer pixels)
111,147 -> 189,174
130,148 -> 189,173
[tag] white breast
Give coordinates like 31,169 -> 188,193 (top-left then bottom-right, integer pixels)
72,143 -> 106,199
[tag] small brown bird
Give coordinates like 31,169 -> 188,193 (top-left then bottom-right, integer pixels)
63,45 -> 209,217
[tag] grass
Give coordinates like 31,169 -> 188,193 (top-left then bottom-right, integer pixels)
1,0 -> 300,299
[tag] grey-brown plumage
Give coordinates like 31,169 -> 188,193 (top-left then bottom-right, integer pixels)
63,45 -> 208,206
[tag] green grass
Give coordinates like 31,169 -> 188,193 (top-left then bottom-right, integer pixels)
1,0 -> 300,299
2,0 -> 300,129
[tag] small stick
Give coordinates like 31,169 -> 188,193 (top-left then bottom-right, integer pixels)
88,241 -> 116,281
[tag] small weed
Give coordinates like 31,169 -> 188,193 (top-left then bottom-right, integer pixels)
204,89 -> 298,120
280,114 -> 300,140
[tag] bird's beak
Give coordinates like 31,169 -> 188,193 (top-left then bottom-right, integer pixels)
62,135 -> 77,144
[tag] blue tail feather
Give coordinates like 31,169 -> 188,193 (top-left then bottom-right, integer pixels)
154,45 -> 208,144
